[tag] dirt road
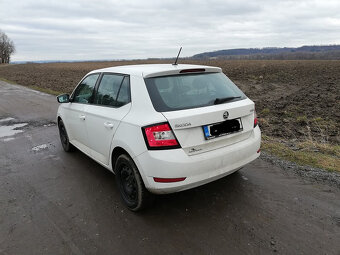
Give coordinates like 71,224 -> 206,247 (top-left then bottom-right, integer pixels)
0,81 -> 339,254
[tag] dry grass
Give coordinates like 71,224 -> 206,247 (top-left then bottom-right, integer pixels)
0,77 -> 16,84
27,85 -> 63,96
262,136 -> 340,172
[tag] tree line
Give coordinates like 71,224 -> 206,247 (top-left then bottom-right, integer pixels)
0,30 -> 15,64
205,51 -> 340,60
192,45 -> 340,60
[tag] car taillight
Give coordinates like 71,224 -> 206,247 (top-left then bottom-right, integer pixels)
254,109 -> 258,128
142,122 -> 181,150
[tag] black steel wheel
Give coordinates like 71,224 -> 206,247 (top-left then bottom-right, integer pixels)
58,119 -> 75,152
115,154 -> 153,211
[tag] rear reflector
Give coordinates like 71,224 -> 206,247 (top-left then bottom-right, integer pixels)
257,148 -> 261,153
154,177 -> 186,183
142,122 -> 181,150
180,68 -> 205,73
254,108 -> 258,127
254,116 -> 258,127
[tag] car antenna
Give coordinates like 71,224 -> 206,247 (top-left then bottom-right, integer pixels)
172,47 -> 182,65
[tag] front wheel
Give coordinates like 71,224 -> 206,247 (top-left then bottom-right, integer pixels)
115,154 -> 153,211
58,119 -> 75,152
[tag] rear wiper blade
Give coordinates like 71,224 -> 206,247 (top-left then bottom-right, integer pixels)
214,96 -> 241,105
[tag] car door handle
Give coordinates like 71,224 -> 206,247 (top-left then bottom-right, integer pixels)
104,122 -> 114,129
79,115 -> 86,120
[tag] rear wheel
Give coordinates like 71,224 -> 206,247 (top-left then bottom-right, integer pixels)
115,154 -> 153,211
58,119 -> 75,152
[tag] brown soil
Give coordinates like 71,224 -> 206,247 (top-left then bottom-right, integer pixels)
0,60 -> 339,143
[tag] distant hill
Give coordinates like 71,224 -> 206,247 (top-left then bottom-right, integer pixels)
192,45 -> 340,60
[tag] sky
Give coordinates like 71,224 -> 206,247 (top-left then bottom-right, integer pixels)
1,0 -> 340,61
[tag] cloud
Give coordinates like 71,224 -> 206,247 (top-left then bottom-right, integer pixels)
0,0 -> 339,61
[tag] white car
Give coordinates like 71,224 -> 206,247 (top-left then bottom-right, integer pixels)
56,64 -> 261,211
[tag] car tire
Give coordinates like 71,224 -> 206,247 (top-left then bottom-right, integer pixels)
115,154 -> 153,211
58,119 -> 75,152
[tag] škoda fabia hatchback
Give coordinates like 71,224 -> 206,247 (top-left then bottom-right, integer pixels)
56,64 -> 261,211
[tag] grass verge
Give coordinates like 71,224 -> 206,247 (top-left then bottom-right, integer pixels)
0,77 -> 62,96
262,135 -> 340,172
0,77 -> 17,84
27,85 -> 63,96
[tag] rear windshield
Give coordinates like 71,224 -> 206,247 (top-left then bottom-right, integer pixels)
144,72 -> 247,112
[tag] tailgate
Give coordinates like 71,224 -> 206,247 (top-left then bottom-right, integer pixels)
162,98 -> 255,155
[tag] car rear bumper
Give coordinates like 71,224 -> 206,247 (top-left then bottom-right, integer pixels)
134,126 -> 261,194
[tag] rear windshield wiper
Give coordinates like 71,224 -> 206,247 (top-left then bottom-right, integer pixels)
214,96 -> 241,105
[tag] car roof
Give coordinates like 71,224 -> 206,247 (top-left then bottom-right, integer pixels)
88,64 -> 222,78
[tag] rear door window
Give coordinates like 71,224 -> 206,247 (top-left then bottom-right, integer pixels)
144,72 -> 246,112
94,74 -> 130,107
116,76 -> 131,107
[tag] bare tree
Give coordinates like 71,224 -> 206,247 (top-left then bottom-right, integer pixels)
0,30 -> 16,64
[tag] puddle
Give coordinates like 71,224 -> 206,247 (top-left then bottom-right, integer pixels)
32,144 -> 49,152
0,117 -> 15,123
0,117 -> 54,142
0,123 -> 28,138
3,137 -> 15,142
241,175 -> 249,181
31,143 -> 55,152
42,154 -> 60,161
43,123 -> 56,127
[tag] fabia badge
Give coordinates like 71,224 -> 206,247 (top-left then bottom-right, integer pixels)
223,111 -> 229,119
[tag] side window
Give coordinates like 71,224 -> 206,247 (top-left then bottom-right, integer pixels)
73,74 -> 99,104
116,76 -> 131,106
94,74 -> 130,107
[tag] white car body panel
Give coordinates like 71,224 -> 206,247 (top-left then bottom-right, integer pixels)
57,64 -> 261,194
61,103 -> 90,154
85,103 -> 131,165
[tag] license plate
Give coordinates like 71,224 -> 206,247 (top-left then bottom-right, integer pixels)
203,118 -> 243,140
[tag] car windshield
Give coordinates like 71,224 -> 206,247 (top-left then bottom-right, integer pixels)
144,72 -> 247,112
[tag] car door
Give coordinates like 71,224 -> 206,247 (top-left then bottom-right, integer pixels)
63,73 -> 100,154
84,73 -> 131,165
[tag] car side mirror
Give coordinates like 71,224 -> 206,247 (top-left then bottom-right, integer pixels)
57,94 -> 70,103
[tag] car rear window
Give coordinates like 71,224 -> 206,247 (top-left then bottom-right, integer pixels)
144,72 -> 247,112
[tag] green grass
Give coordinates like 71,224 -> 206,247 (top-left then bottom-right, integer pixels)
262,135 -> 340,172
296,115 -> 308,124
260,108 -> 270,115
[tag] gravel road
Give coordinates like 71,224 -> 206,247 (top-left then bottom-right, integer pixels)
0,81 -> 339,255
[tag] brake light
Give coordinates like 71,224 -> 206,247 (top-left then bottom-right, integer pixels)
142,122 -> 180,149
179,68 -> 205,73
254,109 -> 258,128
